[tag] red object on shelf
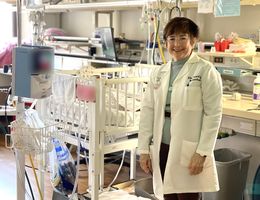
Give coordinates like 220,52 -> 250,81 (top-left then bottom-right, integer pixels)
214,40 -> 231,52
220,40 -> 230,52
214,41 -> 221,52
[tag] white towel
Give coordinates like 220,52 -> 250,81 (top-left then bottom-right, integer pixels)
52,73 -> 76,104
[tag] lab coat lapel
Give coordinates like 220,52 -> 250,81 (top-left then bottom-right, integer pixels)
153,61 -> 171,146
152,61 -> 171,200
156,62 -> 171,122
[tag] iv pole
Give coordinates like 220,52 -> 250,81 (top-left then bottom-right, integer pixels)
15,0 -> 26,199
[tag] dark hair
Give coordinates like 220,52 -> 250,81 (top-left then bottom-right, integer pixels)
163,17 -> 199,41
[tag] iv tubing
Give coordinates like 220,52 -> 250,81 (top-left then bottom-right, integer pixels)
154,17 -> 166,64
29,154 -> 43,200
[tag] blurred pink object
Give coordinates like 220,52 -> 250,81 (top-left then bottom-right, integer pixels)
43,27 -> 66,41
0,38 -> 32,67
0,41 -> 16,67
76,84 -> 96,102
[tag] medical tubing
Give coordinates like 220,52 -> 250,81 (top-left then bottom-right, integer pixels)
138,45 -> 146,64
154,17 -> 166,64
29,99 -> 38,109
146,1 -> 155,64
151,31 -> 156,64
107,150 -> 126,189
25,169 -> 36,200
29,154 -> 43,200
152,16 -> 160,64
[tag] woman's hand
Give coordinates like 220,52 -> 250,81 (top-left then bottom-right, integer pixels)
188,153 -> 206,175
139,153 -> 152,174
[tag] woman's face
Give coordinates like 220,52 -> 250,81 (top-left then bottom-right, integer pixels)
166,33 -> 196,61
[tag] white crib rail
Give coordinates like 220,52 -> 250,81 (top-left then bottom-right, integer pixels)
37,70 -> 151,200
104,77 -> 148,131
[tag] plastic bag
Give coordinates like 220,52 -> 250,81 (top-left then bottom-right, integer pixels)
49,138 -> 76,195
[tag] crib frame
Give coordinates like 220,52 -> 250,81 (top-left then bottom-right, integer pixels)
40,65 -> 152,199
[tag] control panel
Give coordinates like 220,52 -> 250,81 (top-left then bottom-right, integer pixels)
211,56 -> 252,68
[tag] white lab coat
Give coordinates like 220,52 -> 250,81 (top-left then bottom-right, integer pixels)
138,53 -> 223,200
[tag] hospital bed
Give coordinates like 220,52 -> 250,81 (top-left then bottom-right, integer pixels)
36,64 -> 153,199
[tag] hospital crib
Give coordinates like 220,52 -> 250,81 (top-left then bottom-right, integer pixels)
36,64 -> 153,199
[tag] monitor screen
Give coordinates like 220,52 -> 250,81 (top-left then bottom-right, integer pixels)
95,27 -> 117,61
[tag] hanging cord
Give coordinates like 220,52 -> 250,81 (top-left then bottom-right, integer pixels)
169,0 -> 181,19
107,150 -> 126,189
25,169 -> 36,200
138,44 -> 147,64
169,5 -> 181,18
152,15 -> 160,65
154,16 -> 166,64
29,154 -> 43,200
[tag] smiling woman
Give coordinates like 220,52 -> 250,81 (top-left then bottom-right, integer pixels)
138,17 -> 223,200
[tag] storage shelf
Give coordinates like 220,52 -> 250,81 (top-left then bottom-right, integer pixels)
44,0 -> 149,12
197,52 -> 256,58
14,0 -> 260,12
216,67 -> 253,77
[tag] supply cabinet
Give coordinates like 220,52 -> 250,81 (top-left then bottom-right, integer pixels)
221,115 -> 256,136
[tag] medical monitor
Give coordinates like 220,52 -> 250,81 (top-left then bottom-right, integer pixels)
95,27 -> 117,61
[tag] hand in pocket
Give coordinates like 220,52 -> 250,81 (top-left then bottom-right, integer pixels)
188,153 -> 206,175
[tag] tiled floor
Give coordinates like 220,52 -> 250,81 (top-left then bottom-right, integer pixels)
0,134 -> 150,200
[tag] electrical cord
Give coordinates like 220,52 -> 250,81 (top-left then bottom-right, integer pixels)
152,16 -> 160,65
25,168 -> 36,200
169,0 -> 181,19
29,154 -> 43,200
107,150 -> 126,189
154,16 -> 166,64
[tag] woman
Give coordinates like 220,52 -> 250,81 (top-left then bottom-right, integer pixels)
138,17 -> 222,200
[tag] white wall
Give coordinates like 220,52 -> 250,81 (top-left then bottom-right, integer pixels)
45,13 -> 61,28
60,11 -> 95,37
119,9 -> 146,40
56,9 -> 146,39
0,3 -> 14,44
195,5 -> 260,42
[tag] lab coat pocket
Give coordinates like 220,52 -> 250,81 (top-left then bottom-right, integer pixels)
180,140 -> 198,167
204,155 -> 214,169
183,86 -> 202,110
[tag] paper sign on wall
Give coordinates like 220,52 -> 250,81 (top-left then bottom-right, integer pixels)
198,0 -> 214,14
214,0 -> 240,17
